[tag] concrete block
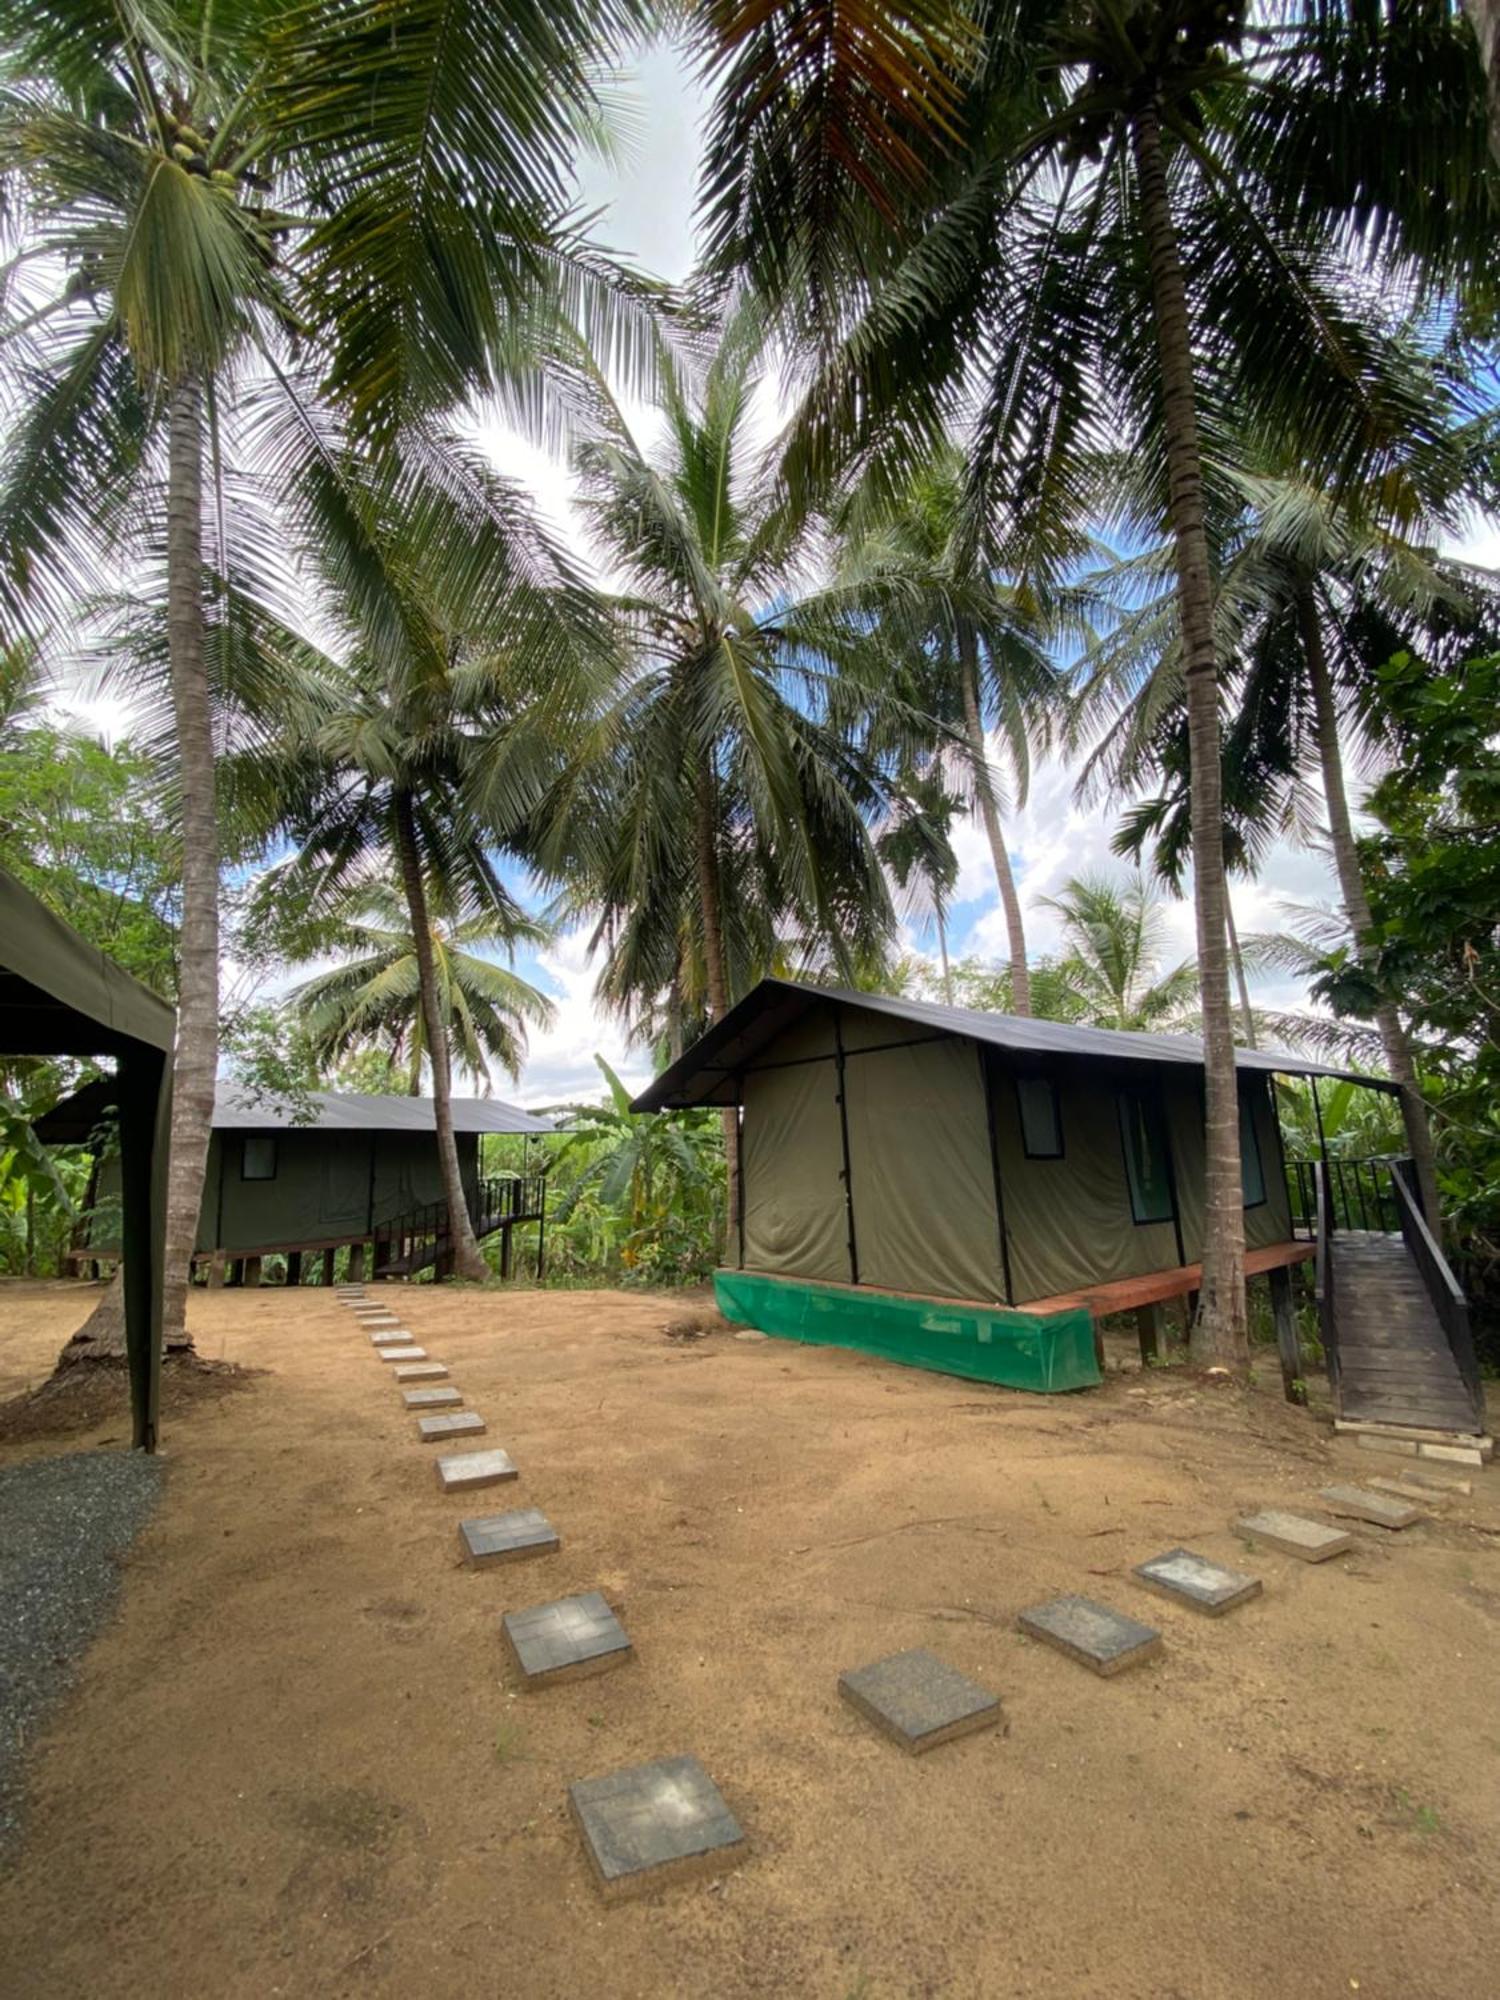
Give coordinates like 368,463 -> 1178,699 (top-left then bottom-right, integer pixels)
1355,1434 -> 1419,1459
837,1648 -> 1001,1753
1367,1476 -> 1453,1505
417,1411 -> 485,1442
378,1346 -> 427,1363
503,1591 -> 633,1687
1132,1549 -> 1263,1616
1319,1484 -> 1421,1530
568,1756 -> 746,1903
458,1507 -> 558,1566
402,1385 -> 462,1410
1417,1441 -> 1486,1467
393,1362 -> 448,1382
370,1328 -> 411,1346
1236,1510 -> 1352,1562
434,1448 -> 517,1493
1016,1596 -> 1163,1676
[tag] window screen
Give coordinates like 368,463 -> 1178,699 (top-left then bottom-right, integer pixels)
1015,1075 -> 1063,1159
1239,1098 -> 1266,1208
1117,1090 -> 1173,1225
241,1135 -> 277,1181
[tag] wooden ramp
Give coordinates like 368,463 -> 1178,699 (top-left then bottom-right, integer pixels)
1332,1231 -> 1480,1435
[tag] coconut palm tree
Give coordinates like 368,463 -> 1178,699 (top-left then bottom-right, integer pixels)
1076,457 -> 1500,1228
281,880 -> 554,1092
834,448 -> 1065,1013
525,307 -> 904,1225
704,0 -> 1495,1364
243,412 -> 610,1280
1037,873 -> 1198,1033
0,0 -> 658,1337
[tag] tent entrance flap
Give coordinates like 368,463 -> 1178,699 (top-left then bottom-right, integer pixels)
714,1270 -> 1101,1394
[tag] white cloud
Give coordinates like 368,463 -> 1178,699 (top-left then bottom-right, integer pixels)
515,923 -> 654,1109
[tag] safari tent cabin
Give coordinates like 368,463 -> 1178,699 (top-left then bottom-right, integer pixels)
632,979 -> 1390,1394
46,1084 -> 553,1284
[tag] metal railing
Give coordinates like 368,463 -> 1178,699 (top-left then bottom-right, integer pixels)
1386,1165 -> 1484,1432
1288,1155 -> 1402,1236
374,1174 -> 547,1280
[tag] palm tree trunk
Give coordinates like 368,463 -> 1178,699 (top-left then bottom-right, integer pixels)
1225,885 -> 1256,1048
935,900 -> 954,1005
693,761 -> 740,1254
960,651 -> 1030,1013
161,371 -> 219,1350
1131,102 -> 1247,1367
1297,588 -> 1442,1231
393,791 -> 488,1280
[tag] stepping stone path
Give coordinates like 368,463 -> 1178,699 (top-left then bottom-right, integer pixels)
403,1385 -> 462,1410
1132,1548 -> 1263,1617
394,1362 -> 448,1382
503,1590 -> 633,1687
435,1448 -> 517,1493
418,1411 -> 485,1442
1017,1595 -> 1163,1677
838,1648 -> 1001,1754
1319,1484 -> 1422,1530
459,1506 -> 559,1567
379,1346 -> 428,1363
1236,1509 -> 1352,1562
569,1755 -> 745,1903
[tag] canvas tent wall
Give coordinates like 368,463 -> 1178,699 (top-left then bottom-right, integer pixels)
0,869 -> 174,1450
634,980 -> 1396,1389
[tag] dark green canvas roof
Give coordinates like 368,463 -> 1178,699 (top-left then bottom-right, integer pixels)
631,977 -> 1399,1111
37,1078 -> 555,1142
0,868 -> 174,1451
0,869 -> 175,1057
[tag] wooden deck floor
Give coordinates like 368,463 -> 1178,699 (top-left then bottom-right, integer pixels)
1020,1239 -> 1314,1321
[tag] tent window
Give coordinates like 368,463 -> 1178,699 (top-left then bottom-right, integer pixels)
1117,1090 -> 1173,1226
241,1136 -> 277,1182
1240,1099 -> 1266,1209
1015,1075 -> 1063,1159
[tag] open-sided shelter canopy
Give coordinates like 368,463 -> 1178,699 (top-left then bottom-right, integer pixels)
0,868 -> 174,1449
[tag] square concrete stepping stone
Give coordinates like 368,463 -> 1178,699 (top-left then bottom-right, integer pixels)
568,1755 -> 746,1904
837,1648 -> 1001,1753
379,1345 -> 427,1363
458,1506 -> 558,1566
1236,1510 -> 1352,1562
1319,1484 -> 1421,1530
418,1411 -> 485,1442
434,1448 -> 517,1493
393,1361 -> 448,1382
370,1328 -> 410,1345
1368,1474 -> 1456,1505
1132,1548 -> 1263,1616
403,1384 -> 462,1410
503,1590 -> 633,1687
1016,1595 -> 1164,1677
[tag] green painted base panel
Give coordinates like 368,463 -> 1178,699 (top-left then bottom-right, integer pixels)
715,1270 -> 1101,1394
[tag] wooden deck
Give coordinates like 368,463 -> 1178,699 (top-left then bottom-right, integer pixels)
1020,1239 -> 1314,1321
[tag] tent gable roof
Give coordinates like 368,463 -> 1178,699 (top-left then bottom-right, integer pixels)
629,977 -> 1397,1111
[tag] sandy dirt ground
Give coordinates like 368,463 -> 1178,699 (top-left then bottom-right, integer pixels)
1,1276 -> 1497,2000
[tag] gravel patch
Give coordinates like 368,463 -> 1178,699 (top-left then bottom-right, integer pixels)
0,1451 -> 165,1849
